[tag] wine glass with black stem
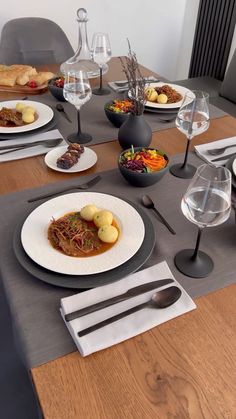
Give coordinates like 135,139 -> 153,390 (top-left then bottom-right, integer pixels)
92,32 -> 112,95
63,70 -> 92,144
174,164 -> 231,278
170,90 -> 209,179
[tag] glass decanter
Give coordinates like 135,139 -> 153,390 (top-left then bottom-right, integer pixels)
60,8 -> 107,79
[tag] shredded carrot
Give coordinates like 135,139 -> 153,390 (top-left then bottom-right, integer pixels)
142,155 -> 166,170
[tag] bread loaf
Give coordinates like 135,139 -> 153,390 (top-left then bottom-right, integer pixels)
0,64 -> 54,87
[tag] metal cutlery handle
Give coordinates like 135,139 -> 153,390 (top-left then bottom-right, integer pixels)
65,278 -> 173,321
0,137 -> 63,154
211,151 -> 236,162
78,301 -> 148,337
207,144 -> 236,155
152,207 -> 176,235
0,142 -> 46,155
28,186 -> 83,202
27,175 -> 101,202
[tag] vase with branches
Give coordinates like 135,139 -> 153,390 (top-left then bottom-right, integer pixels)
118,41 -> 152,149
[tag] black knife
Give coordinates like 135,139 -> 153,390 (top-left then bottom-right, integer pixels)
211,151 -> 236,162
64,278 -> 174,321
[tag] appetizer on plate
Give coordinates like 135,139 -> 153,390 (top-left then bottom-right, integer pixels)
56,143 -> 85,169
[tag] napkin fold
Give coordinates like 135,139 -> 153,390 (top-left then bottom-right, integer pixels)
0,129 -> 66,162
61,261 -> 196,357
194,136 -> 236,166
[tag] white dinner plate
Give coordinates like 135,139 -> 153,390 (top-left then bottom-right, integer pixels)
45,146 -> 97,173
232,158 -> 236,177
143,82 -> 193,110
0,100 -> 53,133
21,192 -> 145,275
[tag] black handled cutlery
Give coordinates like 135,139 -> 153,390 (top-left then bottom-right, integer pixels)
0,138 -> 63,155
65,278 -> 174,321
28,175 -> 101,202
211,151 -> 236,162
77,286 -> 181,337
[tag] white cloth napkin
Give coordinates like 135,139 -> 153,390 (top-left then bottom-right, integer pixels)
61,261 -> 196,357
0,129 -> 66,162
194,136 -> 236,166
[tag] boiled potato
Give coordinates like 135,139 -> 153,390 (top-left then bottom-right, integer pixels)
93,210 -> 113,228
145,87 -> 158,102
22,111 -> 35,123
22,106 -> 36,115
98,225 -> 118,243
15,102 -> 26,113
80,204 -> 98,221
157,94 -> 168,104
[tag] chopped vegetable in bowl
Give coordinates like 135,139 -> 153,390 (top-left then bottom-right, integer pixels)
106,99 -> 134,114
119,146 -> 167,173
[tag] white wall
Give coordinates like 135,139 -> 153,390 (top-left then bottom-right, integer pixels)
175,0 -> 200,80
0,0 -> 198,80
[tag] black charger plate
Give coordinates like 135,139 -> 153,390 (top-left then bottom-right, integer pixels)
13,201 -> 155,289
144,106 -> 179,115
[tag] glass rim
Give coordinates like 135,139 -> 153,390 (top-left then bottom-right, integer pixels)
184,90 -> 209,100
64,69 -> 90,77
195,163 -> 232,182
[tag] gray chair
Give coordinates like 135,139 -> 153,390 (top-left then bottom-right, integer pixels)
175,49 -> 236,118
219,48 -> 236,104
0,17 -> 74,65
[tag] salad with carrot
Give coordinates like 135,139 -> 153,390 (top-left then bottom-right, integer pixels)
106,99 -> 134,114
120,146 -> 168,173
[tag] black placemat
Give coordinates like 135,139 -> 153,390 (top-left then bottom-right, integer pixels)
0,152 -> 235,368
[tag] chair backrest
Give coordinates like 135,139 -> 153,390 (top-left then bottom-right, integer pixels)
219,49 -> 236,103
0,17 -> 74,65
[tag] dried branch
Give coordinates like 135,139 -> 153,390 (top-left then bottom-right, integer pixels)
119,40 -> 146,115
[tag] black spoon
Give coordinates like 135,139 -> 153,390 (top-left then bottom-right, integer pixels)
56,104 -> 72,123
78,286 -> 182,337
142,194 -> 176,235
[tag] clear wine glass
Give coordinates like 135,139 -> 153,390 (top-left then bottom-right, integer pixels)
170,90 -> 210,179
91,32 -> 112,95
63,70 -> 92,144
174,164 -> 231,278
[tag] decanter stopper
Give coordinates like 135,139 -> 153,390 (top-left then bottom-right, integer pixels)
60,8 -> 101,78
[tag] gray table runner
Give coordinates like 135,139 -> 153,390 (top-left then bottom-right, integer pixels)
0,152 -> 235,368
25,91 -> 226,145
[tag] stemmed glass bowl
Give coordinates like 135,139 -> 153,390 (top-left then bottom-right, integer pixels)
91,32 -> 112,95
63,70 -> 92,144
170,90 -> 209,179
174,164 -> 231,278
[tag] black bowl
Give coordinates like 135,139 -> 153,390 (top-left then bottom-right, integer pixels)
48,77 -> 65,102
104,101 -> 131,128
118,147 -> 169,187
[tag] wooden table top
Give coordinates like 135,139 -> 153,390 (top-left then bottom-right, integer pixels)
1,59 -> 236,418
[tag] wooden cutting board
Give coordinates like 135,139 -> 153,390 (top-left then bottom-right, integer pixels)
0,84 -> 48,95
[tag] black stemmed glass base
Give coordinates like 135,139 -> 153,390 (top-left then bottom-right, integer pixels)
67,108 -> 92,144
174,249 -> 214,278
169,163 -> 196,179
92,65 -> 110,96
169,136 -> 196,179
92,86 -> 111,96
67,132 -> 92,144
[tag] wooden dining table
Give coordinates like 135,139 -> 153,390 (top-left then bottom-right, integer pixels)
0,58 -> 236,419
